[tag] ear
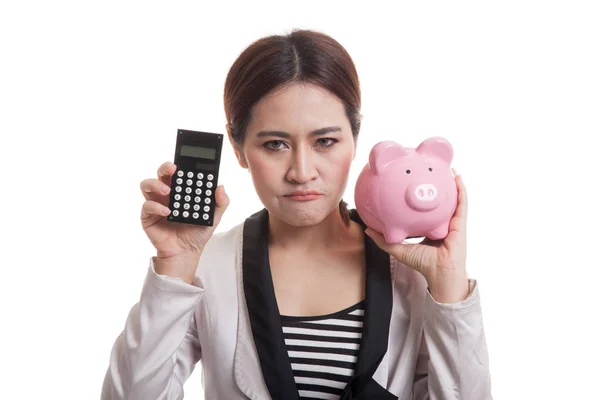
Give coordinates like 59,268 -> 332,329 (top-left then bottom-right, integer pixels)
352,131 -> 358,161
351,114 -> 363,161
226,123 -> 249,169
415,136 -> 453,164
369,141 -> 410,175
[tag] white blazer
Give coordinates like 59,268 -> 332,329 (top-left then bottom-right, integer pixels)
101,208 -> 492,399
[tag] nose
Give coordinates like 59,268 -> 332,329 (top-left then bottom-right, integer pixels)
405,182 -> 440,211
286,146 -> 318,184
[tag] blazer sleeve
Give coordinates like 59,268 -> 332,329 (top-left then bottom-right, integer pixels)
101,257 -> 204,400
411,279 -> 493,400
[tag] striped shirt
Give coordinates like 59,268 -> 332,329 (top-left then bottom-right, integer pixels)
280,300 -> 365,400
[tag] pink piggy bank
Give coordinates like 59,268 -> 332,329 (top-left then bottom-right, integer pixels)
354,137 -> 458,244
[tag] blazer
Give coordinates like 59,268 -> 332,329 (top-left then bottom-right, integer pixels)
101,208 -> 492,400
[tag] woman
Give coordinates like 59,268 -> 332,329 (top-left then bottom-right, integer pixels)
101,29 -> 492,400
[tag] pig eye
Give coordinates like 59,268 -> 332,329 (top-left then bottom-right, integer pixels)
429,167 -> 433,172
405,169 -> 411,174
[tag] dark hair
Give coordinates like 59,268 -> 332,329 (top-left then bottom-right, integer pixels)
223,28 -> 361,226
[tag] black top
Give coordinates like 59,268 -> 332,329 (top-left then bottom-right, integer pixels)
281,299 -> 366,399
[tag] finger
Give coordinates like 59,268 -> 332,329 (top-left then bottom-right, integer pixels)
141,199 -> 171,220
449,173 -> 468,233
157,161 -> 177,187
455,174 -> 467,217
140,178 -> 171,201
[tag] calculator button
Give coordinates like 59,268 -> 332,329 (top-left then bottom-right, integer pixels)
174,194 -> 181,201
173,202 -> 180,209
193,204 -> 200,211
203,213 -> 209,220
205,189 -> 212,196
196,180 -> 203,187
172,210 -> 179,216
175,186 -> 182,193
183,203 -> 190,210
194,196 -> 201,203
187,171 -> 194,178
177,171 -> 184,177
197,173 -> 204,179
176,178 -> 183,185
203,205 -> 210,212
193,212 -> 199,219
207,174 -> 214,181
204,198 -> 211,204
206,182 -> 213,189
195,188 -> 202,195
183,211 -> 189,218
186,179 -> 193,186
184,195 -> 191,202
185,187 -> 192,194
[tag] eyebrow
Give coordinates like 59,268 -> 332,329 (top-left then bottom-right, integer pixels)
255,126 -> 342,138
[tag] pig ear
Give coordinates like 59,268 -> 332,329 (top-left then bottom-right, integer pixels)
416,137 -> 453,164
369,141 -> 410,175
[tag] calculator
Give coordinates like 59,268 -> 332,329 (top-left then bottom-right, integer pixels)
167,129 -> 224,226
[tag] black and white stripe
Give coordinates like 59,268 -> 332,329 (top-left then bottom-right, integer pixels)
281,300 -> 365,400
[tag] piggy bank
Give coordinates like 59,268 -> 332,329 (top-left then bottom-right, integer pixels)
354,137 -> 458,244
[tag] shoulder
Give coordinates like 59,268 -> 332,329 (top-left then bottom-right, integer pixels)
207,220 -> 244,252
194,220 -> 244,278
390,256 -> 428,304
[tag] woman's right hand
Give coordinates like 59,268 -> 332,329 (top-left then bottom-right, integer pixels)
140,161 -> 230,262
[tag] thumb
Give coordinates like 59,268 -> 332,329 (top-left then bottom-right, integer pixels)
213,185 -> 230,224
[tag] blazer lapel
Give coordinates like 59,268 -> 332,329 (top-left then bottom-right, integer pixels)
338,209 -> 396,399
238,208 -> 300,400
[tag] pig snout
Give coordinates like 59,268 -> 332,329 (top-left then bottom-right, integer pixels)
405,181 -> 440,211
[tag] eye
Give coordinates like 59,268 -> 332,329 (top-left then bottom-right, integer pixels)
429,167 -> 433,172
316,138 -> 338,148
405,169 -> 411,174
263,140 -> 287,151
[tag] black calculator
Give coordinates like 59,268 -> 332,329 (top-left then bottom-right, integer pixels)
167,129 -> 224,226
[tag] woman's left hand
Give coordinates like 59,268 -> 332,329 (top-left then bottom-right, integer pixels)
365,168 -> 470,303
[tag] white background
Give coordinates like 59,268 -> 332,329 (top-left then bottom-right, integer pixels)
1,1 -> 599,399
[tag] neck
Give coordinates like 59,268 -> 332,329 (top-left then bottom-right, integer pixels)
267,207 -> 357,252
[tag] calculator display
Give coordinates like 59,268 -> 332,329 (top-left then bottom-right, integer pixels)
180,145 -> 216,160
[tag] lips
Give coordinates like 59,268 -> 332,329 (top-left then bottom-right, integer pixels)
285,190 -> 322,196
284,190 -> 323,201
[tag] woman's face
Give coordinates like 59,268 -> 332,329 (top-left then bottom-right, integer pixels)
230,82 -> 358,227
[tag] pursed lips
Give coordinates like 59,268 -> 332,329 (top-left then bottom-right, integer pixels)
285,190 -> 322,196
284,190 -> 323,200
